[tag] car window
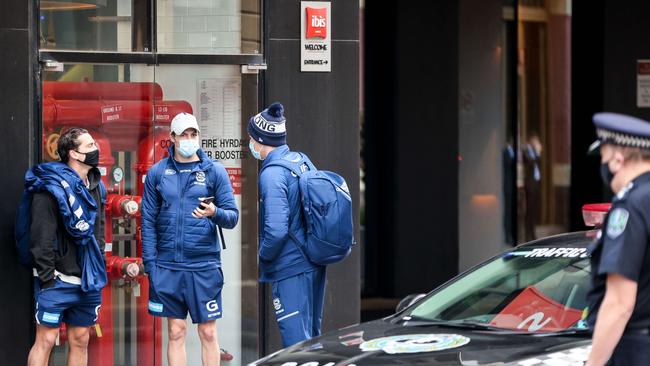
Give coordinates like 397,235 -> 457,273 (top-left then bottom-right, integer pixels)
408,247 -> 591,333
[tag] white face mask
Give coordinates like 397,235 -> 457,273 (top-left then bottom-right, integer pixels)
249,139 -> 264,160
177,139 -> 200,158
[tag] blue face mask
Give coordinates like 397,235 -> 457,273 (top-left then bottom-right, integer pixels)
177,139 -> 200,158
249,140 -> 264,160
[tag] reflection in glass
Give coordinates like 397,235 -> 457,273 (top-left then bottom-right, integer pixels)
39,1 -> 135,51
409,246 -> 591,333
38,0 -> 262,54
516,2 -> 572,241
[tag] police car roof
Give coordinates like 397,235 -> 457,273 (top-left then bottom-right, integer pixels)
516,231 -> 593,249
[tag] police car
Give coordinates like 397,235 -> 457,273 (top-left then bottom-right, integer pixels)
249,205 -> 611,366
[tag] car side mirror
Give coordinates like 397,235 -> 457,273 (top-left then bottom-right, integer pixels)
395,293 -> 426,314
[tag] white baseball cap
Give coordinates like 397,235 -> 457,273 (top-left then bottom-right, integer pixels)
170,113 -> 200,135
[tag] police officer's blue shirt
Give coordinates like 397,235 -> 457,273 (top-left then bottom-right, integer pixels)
587,172 -> 650,330
258,145 -> 320,282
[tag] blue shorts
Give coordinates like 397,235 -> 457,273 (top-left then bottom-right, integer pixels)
34,278 -> 102,328
148,266 -> 224,324
272,268 -> 326,347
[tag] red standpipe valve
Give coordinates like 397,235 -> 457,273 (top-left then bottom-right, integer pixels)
107,194 -> 140,217
106,256 -> 145,280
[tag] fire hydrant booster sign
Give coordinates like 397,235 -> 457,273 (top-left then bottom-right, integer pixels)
196,78 -> 243,194
301,1 -> 331,72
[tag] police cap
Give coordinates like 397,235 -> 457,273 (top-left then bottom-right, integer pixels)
589,112 -> 650,154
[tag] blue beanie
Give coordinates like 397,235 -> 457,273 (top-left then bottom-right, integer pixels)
247,102 -> 287,147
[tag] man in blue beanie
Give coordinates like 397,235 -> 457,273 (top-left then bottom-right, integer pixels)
248,102 -> 327,347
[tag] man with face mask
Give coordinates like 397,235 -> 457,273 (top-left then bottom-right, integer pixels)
586,112 -> 650,366
141,113 -> 238,366
25,127 -> 107,366
247,102 -> 327,347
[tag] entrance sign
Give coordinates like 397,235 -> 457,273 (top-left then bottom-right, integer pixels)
301,1 -> 331,72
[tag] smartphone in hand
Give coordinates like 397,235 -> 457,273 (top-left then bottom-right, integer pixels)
198,196 -> 214,206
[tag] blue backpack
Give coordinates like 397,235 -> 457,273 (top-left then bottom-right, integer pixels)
15,189 -> 37,266
263,153 -> 355,265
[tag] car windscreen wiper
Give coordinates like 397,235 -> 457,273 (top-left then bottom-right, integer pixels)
531,328 -> 591,337
396,317 -> 513,332
394,316 -> 592,335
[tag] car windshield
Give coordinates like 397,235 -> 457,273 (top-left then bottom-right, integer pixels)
406,246 -> 591,333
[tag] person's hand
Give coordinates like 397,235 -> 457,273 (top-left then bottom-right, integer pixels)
192,201 -> 216,218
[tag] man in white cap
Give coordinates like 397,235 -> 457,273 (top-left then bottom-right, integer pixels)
141,112 -> 239,366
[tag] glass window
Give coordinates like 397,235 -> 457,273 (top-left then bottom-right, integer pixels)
148,64 -> 259,364
43,63 -> 160,364
39,0 -> 142,51
38,0 -> 261,54
41,62 -> 259,365
408,246 -> 591,333
516,1 -> 572,241
156,0 -> 261,54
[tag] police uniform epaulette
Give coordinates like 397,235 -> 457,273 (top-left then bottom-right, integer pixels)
614,182 -> 635,201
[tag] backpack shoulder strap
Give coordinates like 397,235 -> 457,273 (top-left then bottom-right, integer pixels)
205,160 -> 227,250
99,181 -> 107,203
261,159 -> 302,176
206,160 -> 220,190
147,158 -> 167,186
261,152 -> 313,177
299,153 -> 317,171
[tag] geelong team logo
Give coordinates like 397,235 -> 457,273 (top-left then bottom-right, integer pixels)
75,220 -> 90,231
206,300 -> 219,312
359,334 -> 470,354
273,298 -> 282,311
93,305 -> 101,322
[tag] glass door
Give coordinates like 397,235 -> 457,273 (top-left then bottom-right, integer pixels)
37,0 -> 264,363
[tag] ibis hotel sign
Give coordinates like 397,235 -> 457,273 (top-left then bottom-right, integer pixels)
301,1 -> 331,72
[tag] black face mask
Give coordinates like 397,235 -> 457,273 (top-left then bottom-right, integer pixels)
75,149 -> 100,168
600,162 -> 614,188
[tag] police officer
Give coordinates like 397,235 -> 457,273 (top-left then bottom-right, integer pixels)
586,112 -> 650,365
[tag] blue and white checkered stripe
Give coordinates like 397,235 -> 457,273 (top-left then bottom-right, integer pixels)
509,345 -> 591,366
60,180 -> 90,232
597,128 -> 650,149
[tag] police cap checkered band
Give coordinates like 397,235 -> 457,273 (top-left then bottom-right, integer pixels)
590,112 -> 650,152
596,128 -> 650,149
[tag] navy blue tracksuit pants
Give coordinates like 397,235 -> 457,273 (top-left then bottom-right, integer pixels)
272,268 -> 326,347
606,334 -> 650,365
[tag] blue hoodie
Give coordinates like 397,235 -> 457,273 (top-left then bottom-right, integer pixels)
19,162 -> 107,292
141,147 -> 238,273
258,145 -> 320,282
